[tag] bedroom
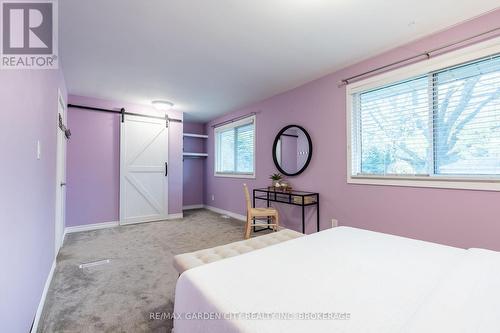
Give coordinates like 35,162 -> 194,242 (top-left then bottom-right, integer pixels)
1,1 -> 500,332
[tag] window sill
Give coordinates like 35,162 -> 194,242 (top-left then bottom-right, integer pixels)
215,173 -> 256,179
347,175 -> 500,191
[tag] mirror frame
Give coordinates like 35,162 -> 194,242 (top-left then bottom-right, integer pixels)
272,124 -> 313,177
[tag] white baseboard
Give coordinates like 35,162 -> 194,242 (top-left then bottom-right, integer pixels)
65,214 -> 185,235
64,220 -> 119,235
204,205 -> 246,221
183,204 -> 204,210
31,258 -> 56,333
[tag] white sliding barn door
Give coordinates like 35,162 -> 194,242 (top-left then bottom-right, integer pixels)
120,114 -> 168,225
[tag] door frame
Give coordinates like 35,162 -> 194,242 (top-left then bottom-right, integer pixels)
54,89 -> 66,254
119,113 -> 169,225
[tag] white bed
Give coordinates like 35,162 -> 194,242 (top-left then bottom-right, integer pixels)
173,227 -> 500,333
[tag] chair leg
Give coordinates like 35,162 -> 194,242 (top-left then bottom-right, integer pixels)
244,214 -> 252,239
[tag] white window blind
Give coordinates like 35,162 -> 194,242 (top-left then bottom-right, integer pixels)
351,54 -> 500,179
434,56 -> 500,175
357,76 -> 430,175
215,116 -> 255,177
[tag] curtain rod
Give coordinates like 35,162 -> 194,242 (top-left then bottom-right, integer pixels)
339,26 -> 500,86
211,112 -> 256,128
68,103 -> 183,123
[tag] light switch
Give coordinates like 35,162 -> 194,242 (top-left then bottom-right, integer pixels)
37,140 -> 41,160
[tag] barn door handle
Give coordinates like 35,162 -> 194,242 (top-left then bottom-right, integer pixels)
165,162 -> 168,177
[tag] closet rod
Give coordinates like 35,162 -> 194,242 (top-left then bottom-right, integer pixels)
339,26 -> 500,85
68,104 -> 183,123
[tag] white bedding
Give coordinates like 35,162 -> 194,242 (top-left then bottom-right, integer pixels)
174,227 -> 483,333
402,248 -> 500,333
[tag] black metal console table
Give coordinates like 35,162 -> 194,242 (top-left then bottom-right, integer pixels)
252,188 -> 320,234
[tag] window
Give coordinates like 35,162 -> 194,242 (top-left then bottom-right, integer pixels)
435,59 -> 500,175
356,76 -> 430,176
348,41 -> 500,190
215,115 -> 255,177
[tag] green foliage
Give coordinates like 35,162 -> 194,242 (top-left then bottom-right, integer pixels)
270,173 -> 283,181
362,147 -> 393,174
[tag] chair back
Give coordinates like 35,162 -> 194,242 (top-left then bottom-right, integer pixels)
243,183 -> 252,212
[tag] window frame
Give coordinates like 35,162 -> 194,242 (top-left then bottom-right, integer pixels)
346,37 -> 500,191
214,115 -> 256,178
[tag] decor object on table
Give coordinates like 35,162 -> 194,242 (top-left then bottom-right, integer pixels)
278,181 -> 293,192
292,196 -> 316,205
270,173 -> 283,188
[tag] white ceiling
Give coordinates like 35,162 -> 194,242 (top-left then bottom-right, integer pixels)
60,0 -> 499,122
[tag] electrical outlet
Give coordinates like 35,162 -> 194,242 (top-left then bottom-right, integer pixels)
211,194 -> 215,201
331,219 -> 338,228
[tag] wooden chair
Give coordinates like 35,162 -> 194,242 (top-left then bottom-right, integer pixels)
243,184 -> 279,239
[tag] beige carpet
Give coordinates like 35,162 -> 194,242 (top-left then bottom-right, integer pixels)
38,209 -> 267,333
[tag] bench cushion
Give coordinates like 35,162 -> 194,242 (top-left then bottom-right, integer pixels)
173,229 -> 303,274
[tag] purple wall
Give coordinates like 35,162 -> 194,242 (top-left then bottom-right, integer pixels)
66,95 -> 183,227
0,69 -> 67,332
66,98 -> 119,226
183,122 -> 206,207
205,10 -> 500,251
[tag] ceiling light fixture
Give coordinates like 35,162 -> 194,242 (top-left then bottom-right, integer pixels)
152,100 -> 174,111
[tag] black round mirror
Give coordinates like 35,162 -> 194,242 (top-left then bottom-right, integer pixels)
272,125 -> 312,176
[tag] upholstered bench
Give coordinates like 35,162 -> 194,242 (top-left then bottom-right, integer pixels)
173,229 -> 303,274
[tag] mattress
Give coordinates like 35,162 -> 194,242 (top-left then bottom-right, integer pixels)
173,227 -> 477,333
402,248 -> 500,333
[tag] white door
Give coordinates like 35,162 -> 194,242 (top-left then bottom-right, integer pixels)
120,114 -> 168,225
55,90 -> 67,254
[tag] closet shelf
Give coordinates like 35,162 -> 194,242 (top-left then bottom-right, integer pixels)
183,152 -> 208,157
183,133 -> 208,139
